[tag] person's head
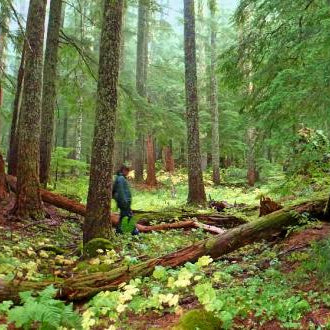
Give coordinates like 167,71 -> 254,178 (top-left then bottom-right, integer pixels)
118,165 -> 130,177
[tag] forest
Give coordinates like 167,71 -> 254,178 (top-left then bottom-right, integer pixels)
0,0 -> 329,329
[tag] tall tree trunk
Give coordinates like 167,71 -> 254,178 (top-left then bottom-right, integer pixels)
84,0 -> 124,244
39,0 -> 63,187
62,108 -> 68,148
74,104 -> 83,161
0,5 -> 9,112
119,0 -> 127,70
209,0 -> 220,185
134,0 -> 149,183
13,0 -> 47,219
196,2 -> 208,165
7,43 -> 26,176
247,127 -> 257,186
183,0 -> 206,205
240,6 -> 257,187
146,134 -> 157,186
163,145 -> 175,172
0,153 -> 8,200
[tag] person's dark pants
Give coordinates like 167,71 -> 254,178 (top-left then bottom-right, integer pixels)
116,208 -> 139,235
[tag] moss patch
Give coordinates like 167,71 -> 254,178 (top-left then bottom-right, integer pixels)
83,238 -> 114,257
75,261 -> 113,273
174,309 -> 222,330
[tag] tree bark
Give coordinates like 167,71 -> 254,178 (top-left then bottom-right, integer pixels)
0,153 -> 8,200
183,0 -> 206,205
84,0 -> 124,244
134,0 -> 149,183
0,197 -> 326,302
247,127 -> 257,186
0,5 -> 9,110
209,1 -> 220,185
13,0 -> 47,219
163,145 -> 175,172
62,108 -> 68,148
7,43 -> 26,176
146,134 -> 157,186
74,100 -> 83,162
39,0 -> 63,187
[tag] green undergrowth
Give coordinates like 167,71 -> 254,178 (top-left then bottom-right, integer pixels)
73,237 -> 330,329
0,286 -> 81,330
51,167 -> 330,215
1,169 -> 329,329
1,236 -> 329,329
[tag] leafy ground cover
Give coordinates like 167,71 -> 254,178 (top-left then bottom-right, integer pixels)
0,171 -> 329,329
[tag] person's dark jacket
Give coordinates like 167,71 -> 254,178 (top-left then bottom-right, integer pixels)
112,173 -> 132,210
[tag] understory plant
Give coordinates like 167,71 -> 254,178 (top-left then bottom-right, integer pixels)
0,286 -> 81,330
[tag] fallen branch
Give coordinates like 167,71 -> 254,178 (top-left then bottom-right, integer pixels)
192,221 -> 225,234
0,196 -> 327,302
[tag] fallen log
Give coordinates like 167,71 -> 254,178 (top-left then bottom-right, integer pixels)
4,175 -> 226,234
0,196 -> 327,302
133,209 -> 245,227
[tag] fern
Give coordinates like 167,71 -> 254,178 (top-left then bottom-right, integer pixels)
4,285 -> 82,330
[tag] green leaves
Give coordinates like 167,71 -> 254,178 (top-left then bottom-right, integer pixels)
2,286 -> 81,330
194,283 -> 219,311
152,266 -> 168,281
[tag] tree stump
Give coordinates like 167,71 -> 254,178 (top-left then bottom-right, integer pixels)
259,196 -> 283,217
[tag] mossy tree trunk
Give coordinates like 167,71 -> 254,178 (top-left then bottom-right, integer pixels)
84,0 -> 124,244
183,0 -> 206,205
0,3 -> 9,111
13,0 -> 47,220
134,0 -> 149,183
39,0 -> 63,187
0,197 -> 327,302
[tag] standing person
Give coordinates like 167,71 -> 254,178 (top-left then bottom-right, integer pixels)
112,165 -> 139,235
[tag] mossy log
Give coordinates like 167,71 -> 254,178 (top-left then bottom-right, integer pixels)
135,210 -> 245,228
5,175 -> 237,233
0,197 -> 327,303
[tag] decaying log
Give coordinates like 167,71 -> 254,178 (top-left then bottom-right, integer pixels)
0,196 -> 327,302
209,200 -> 232,212
0,154 -> 8,200
4,175 -> 228,234
259,196 -> 283,217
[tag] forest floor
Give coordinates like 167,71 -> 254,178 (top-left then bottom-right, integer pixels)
0,171 -> 329,329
